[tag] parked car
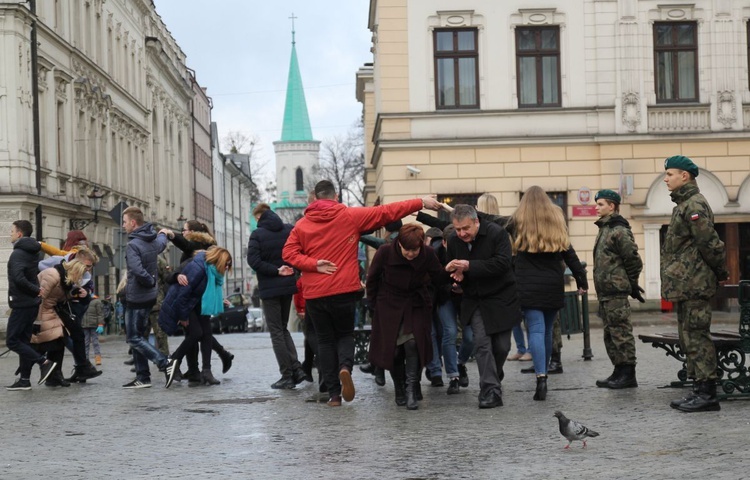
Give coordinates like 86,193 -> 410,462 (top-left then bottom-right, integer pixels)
211,293 -> 251,333
246,307 -> 264,332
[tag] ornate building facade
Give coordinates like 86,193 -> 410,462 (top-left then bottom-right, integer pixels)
0,0 -> 193,324
358,0 -> 750,302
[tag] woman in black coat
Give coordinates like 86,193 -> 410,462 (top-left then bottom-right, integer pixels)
366,224 -> 450,410
510,186 -> 588,401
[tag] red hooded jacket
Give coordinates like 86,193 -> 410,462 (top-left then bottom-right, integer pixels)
283,198 -> 423,300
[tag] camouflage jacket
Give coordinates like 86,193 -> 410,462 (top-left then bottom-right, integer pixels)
661,183 -> 728,301
593,214 -> 643,300
152,255 -> 171,312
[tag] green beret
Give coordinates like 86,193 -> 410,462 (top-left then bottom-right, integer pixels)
664,155 -> 699,177
595,189 -> 621,204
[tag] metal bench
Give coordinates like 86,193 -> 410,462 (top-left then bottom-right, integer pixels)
559,291 -> 593,360
638,280 -> 750,400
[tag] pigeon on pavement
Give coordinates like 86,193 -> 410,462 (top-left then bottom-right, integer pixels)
553,410 -> 600,449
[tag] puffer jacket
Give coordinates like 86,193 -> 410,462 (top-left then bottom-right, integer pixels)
158,252 -> 208,335
81,297 -> 105,329
593,214 -> 643,300
247,209 -> 297,299
7,236 -> 41,309
32,264 -> 71,344
661,183 -> 728,301
125,223 -> 168,308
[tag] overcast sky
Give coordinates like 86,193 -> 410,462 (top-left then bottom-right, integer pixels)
154,1 -> 371,180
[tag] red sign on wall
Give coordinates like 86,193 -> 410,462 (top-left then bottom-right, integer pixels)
572,205 -> 598,217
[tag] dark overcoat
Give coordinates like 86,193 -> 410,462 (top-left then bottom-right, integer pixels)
366,242 -> 449,370
446,220 -> 521,334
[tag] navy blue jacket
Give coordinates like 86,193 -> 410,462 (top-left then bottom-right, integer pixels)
158,252 -> 208,335
247,210 -> 297,299
7,236 -> 41,308
125,223 -> 168,309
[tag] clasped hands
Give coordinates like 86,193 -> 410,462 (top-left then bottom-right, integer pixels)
445,259 -> 469,282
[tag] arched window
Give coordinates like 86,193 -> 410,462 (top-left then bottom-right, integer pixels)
295,167 -> 304,192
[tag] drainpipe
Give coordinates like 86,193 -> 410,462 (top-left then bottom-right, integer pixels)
29,0 -> 43,239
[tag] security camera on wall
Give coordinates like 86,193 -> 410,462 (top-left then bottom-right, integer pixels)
406,165 -> 421,176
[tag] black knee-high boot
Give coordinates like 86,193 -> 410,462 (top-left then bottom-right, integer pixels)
404,340 -> 420,410
390,363 -> 407,406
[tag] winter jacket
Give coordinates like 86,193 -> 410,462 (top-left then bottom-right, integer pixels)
170,231 -> 216,264
159,252 -> 209,335
446,220 -> 521,334
247,209 -> 297,299
514,247 -> 588,311
593,214 -> 643,300
82,297 -> 105,329
32,264 -> 71,344
661,183 -> 728,301
152,256 -> 171,312
7,236 -> 41,309
125,223 -> 168,309
283,198 -> 423,300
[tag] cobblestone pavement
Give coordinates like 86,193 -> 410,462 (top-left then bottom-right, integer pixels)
1,312 -> 748,480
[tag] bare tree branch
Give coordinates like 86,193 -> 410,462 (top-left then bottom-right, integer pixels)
313,119 -> 365,206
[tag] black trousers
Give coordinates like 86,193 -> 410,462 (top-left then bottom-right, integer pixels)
172,309 -> 213,370
306,291 -> 359,397
5,305 -> 45,378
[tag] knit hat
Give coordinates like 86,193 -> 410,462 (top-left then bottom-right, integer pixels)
594,189 -> 621,204
425,227 -> 443,239
664,155 -> 699,177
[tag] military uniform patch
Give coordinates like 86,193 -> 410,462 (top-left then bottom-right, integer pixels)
690,213 -> 699,221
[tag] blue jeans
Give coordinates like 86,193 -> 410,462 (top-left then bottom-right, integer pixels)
427,314 -> 442,378
512,322 -> 528,354
458,323 -> 474,365
126,307 -> 168,382
428,301 -> 458,380
524,308 -> 558,375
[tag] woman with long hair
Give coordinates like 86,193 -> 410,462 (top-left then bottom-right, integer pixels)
509,186 -> 588,401
367,224 -> 450,410
33,256 -> 98,387
159,246 -> 233,386
160,221 -> 234,381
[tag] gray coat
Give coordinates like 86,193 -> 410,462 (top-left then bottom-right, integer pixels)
125,223 -> 168,309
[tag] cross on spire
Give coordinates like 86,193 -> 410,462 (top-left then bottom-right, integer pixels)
289,13 -> 297,44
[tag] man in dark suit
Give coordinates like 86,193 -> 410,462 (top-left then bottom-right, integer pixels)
445,205 -> 521,408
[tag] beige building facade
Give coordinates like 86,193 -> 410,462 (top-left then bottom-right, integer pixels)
358,0 -> 750,301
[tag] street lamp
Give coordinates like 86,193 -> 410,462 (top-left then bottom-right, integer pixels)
69,186 -> 106,230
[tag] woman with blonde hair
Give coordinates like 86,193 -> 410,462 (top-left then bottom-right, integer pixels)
159,246 -> 233,386
34,256 -> 97,386
510,186 -> 588,401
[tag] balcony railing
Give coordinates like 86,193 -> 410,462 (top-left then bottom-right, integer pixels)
648,104 -> 710,133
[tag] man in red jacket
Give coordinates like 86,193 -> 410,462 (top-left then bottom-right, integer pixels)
283,180 -> 439,406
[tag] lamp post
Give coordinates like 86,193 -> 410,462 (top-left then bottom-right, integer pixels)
69,187 -> 106,230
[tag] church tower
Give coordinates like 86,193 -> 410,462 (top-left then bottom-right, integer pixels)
272,17 -> 319,222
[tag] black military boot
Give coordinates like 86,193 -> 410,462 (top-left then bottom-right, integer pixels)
405,355 -> 420,411
216,347 -> 234,374
670,384 -> 699,409
677,381 -> 721,413
547,352 -> 563,374
596,365 -> 621,388
607,364 -> 638,389
390,363 -> 407,406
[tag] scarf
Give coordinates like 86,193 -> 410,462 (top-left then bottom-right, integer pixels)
201,263 -> 225,316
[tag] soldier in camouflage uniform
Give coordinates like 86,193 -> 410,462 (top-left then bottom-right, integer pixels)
661,155 -> 728,413
592,189 -> 644,389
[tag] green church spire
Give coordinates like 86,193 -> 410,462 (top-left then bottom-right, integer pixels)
280,15 -> 314,142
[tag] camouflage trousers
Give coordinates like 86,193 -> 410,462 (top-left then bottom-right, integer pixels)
598,297 -> 637,366
552,314 -> 562,354
148,310 -> 170,357
676,299 -> 716,381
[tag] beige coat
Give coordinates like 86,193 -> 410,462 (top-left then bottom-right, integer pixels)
31,267 -> 68,344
